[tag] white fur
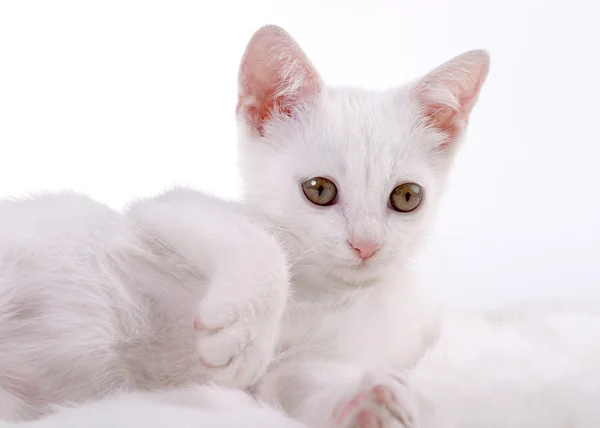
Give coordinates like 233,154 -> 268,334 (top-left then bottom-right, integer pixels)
10,301 -> 598,428
11,22 -> 592,428
236,26 -> 488,428
0,25 -> 489,427
1,22 -> 597,428
0,385 -> 306,428
0,189 -> 289,421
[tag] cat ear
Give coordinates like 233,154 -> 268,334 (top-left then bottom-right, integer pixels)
412,50 -> 490,152
237,25 -> 323,136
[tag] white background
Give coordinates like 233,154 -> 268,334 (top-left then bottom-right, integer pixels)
1,0 -> 598,309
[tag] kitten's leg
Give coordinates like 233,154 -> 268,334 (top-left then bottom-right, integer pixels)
257,360 -> 420,428
127,188 -> 290,388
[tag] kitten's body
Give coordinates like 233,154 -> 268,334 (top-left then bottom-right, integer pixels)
0,192 -> 435,427
1,25 -> 491,428
0,190 -> 290,421
234,27 -> 489,428
256,272 -> 438,427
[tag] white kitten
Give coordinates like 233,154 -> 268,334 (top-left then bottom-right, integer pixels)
0,385 -> 306,428
235,26 -> 489,428
0,24 -> 489,428
0,189 -> 289,421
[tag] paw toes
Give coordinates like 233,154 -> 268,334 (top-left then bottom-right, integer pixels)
193,315 -> 227,334
193,316 -> 205,332
196,324 -> 249,368
195,292 -> 242,331
198,354 -> 233,369
356,410 -> 380,428
338,380 -> 416,428
372,385 -> 395,405
335,390 -> 368,423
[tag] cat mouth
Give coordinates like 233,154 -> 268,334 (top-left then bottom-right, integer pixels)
327,262 -> 382,286
338,257 -> 377,271
321,252 -> 383,274
354,260 -> 377,270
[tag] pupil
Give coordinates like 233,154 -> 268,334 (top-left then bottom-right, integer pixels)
404,192 -> 411,202
318,185 -> 324,195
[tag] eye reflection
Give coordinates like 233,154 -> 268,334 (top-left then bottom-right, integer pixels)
302,177 -> 337,206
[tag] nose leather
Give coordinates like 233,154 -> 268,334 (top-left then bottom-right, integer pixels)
349,241 -> 380,260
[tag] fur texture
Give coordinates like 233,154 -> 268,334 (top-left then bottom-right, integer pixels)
414,301 -> 600,427
0,189 -> 290,421
236,26 -> 489,428
0,24 -> 492,428
0,385 -> 306,428
7,301 -> 598,428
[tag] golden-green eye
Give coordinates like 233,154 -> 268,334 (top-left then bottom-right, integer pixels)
302,177 -> 338,206
390,183 -> 423,212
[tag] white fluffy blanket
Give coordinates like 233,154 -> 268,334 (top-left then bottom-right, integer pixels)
413,300 -> 600,427
1,301 -> 598,427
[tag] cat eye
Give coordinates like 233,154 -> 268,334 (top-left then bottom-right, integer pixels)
302,177 -> 338,206
390,183 -> 423,213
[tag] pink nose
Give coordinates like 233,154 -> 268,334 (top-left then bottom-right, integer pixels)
349,241 -> 381,260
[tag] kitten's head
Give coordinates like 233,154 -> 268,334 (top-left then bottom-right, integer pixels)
236,25 -> 489,285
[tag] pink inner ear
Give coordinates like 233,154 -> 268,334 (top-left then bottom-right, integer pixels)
423,103 -> 460,151
414,50 -> 490,151
237,25 -> 322,136
237,62 -> 296,136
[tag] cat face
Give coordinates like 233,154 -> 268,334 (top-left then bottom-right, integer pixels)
236,26 -> 489,285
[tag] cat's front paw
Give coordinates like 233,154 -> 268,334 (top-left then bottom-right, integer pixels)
193,272 -> 288,388
333,370 -> 419,428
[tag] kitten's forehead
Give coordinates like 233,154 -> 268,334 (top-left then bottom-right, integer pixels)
291,87 -> 427,191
